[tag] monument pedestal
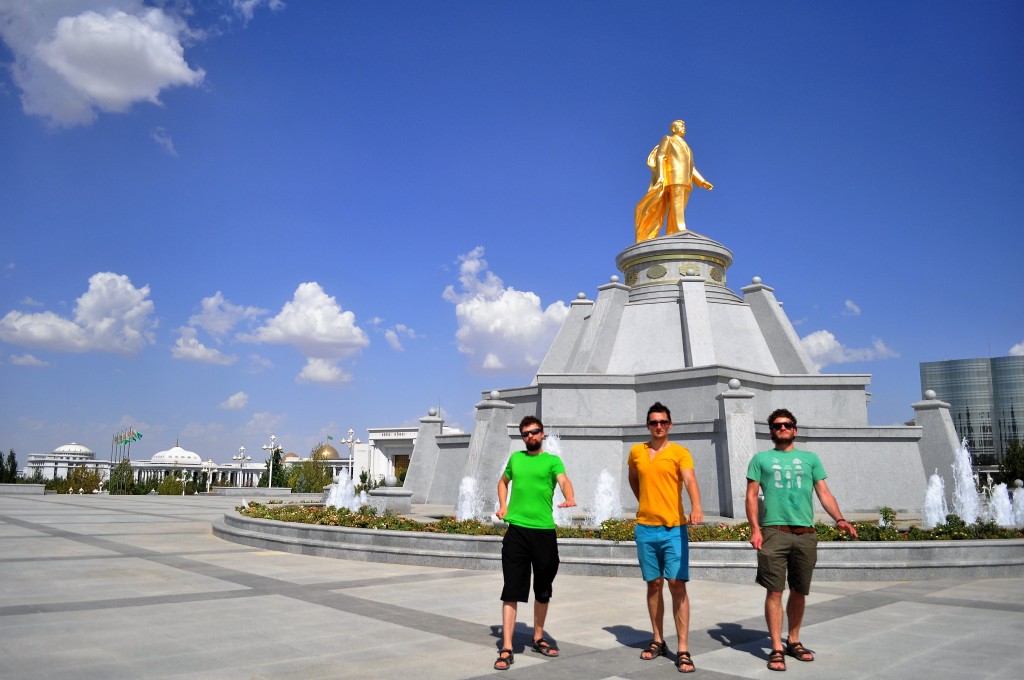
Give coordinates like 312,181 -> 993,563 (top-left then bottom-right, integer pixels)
407,228 -> 957,518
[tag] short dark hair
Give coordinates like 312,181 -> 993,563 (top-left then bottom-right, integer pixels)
767,408 -> 797,428
519,416 -> 543,432
646,402 -> 672,422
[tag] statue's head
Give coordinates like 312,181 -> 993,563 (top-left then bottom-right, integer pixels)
670,119 -> 686,135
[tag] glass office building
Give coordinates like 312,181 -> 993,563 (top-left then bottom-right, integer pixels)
920,356 -> 1023,466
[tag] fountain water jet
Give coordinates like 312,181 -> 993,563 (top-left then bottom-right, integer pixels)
922,471 -> 948,529
951,438 -> 980,524
588,469 -> 622,526
987,483 -> 1014,527
325,470 -> 367,512
1013,481 -> 1024,528
456,476 -> 486,521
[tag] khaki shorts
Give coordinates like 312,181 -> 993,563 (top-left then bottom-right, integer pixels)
755,526 -> 818,595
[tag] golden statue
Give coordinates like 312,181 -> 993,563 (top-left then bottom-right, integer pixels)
634,119 -> 714,242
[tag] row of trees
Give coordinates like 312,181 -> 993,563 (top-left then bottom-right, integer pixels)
997,441 -> 1024,486
1,450 -> 17,483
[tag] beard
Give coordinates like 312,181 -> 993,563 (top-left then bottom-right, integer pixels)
525,439 -> 543,452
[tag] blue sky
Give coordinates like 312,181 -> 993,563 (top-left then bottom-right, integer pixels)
1,1 -> 1022,462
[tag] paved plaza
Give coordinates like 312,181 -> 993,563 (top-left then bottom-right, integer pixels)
2,494 -> 1022,679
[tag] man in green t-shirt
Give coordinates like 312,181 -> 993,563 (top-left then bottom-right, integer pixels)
745,409 -> 858,672
492,416 -> 576,671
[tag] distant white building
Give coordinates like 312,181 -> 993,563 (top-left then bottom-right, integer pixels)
24,442 -> 110,481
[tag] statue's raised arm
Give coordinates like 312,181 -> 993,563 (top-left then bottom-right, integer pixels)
634,119 -> 713,242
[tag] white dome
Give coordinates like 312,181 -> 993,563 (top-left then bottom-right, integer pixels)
151,445 -> 202,465
52,442 -> 94,455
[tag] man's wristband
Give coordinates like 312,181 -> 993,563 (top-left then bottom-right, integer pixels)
835,518 -> 847,524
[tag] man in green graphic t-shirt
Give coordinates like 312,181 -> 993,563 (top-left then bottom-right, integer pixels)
746,408 -> 858,672
492,416 -> 576,671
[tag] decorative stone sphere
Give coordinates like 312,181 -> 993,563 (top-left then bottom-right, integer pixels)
924,389 -> 937,400
685,268 -> 697,276
728,378 -> 741,390
1014,479 -> 1023,489
489,390 -> 500,400
752,276 -> 762,284
610,275 -> 619,283
577,292 -> 586,299
384,475 -> 398,487
428,407 -> 438,417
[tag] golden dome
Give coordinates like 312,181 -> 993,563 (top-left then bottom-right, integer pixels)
313,444 -> 340,460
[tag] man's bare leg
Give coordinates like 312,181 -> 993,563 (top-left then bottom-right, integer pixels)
765,590 -> 786,671
501,601 -> 517,650
785,591 -> 814,660
531,600 -> 558,655
667,579 -> 690,652
641,577 -> 666,659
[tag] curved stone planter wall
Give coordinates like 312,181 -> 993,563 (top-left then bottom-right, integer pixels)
214,512 -> 1024,582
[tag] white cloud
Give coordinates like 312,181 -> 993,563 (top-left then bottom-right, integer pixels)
246,353 -> 274,373
801,330 -> 899,371
0,272 -> 156,354
0,1 -> 205,127
150,126 -> 177,155
232,0 -> 286,23
383,323 -> 418,351
443,247 -> 569,375
219,391 -> 249,410
189,291 -> 265,340
1010,341 -> 1024,357
20,296 -> 44,307
245,411 -> 284,434
842,299 -> 861,316
384,329 -> 402,351
3,263 -> 14,277
171,327 -> 237,365
10,353 -> 49,367
239,282 -> 368,384
296,358 -> 352,384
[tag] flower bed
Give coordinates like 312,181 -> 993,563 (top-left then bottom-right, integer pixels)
239,503 -> 1024,542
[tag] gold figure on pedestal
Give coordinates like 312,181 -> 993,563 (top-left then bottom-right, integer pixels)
634,119 -> 714,242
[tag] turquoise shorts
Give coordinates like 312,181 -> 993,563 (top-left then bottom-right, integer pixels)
634,523 -> 690,582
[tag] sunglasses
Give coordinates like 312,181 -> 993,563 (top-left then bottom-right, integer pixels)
520,428 -> 543,438
646,420 -> 671,427
770,421 -> 796,431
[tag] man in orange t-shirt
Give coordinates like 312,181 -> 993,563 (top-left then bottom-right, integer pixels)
627,402 -> 704,673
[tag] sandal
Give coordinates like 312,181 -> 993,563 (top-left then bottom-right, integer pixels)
785,639 -> 814,662
676,650 -> 695,673
532,637 -> 559,657
640,640 -> 666,660
767,649 -> 786,672
493,648 -> 514,671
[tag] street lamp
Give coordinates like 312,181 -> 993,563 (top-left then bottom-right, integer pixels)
203,459 -> 215,493
261,434 -> 278,489
232,446 -> 250,487
339,428 -> 361,481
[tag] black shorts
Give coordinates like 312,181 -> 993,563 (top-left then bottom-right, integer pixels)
500,523 -> 559,603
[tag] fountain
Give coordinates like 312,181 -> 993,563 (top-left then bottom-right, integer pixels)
1013,481 -> 1024,527
588,469 -> 623,526
325,469 -> 367,512
921,471 -> 948,530
455,476 -> 486,521
988,483 -> 1014,527
950,438 -> 980,524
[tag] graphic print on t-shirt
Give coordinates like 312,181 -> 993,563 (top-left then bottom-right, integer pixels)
770,456 -> 807,490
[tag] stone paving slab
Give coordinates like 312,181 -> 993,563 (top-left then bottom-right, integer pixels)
2,494 -> 1023,679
